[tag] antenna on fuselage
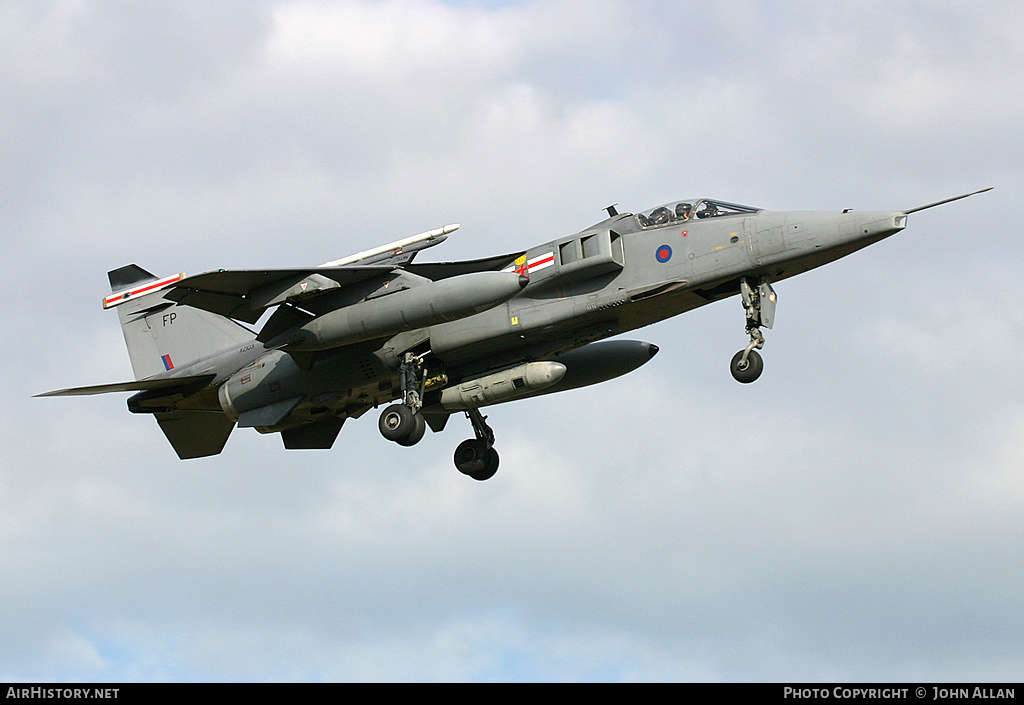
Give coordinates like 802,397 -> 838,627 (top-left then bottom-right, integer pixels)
605,204 -> 619,217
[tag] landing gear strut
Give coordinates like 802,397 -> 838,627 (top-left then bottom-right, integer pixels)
454,408 -> 499,481
378,352 -> 427,446
731,277 -> 776,384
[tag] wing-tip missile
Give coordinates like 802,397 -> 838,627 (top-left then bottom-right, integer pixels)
320,224 -> 461,267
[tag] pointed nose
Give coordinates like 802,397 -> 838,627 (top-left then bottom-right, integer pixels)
840,211 -> 907,243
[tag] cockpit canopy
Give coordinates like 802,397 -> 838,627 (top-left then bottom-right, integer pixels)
636,198 -> 760,228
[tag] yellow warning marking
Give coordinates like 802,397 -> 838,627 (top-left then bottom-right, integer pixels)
712,234 -> 744,252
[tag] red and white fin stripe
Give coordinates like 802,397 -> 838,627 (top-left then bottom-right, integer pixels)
102,273 -> 185,309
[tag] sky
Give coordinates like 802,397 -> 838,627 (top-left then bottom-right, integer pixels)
2,0 -> 1022,682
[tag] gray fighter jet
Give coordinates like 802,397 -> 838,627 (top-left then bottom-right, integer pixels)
38,189 -> 991,479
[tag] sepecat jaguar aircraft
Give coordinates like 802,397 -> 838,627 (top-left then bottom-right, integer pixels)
38,189 -> 991,480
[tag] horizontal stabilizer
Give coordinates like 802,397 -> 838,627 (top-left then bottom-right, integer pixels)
36,374 -> 215,397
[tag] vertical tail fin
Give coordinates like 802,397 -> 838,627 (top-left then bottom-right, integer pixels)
106,265 -> 256,380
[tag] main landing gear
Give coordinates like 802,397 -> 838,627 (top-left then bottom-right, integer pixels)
378,403 -> 426,446
377,352 -> 500,480
453,408 -> 499,481
378,352 -> 427,446
731,277 -> 776,384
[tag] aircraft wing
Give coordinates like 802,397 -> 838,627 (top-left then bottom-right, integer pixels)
164,253 -> 527,324
35,374 -> 216,397
403,252 -> 526,280
163,266 -> 397,323
162,224 -> 472,323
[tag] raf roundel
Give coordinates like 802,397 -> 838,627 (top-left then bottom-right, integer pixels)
655,245 -> 672,263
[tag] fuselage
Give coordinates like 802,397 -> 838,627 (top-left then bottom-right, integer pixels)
203,198 -> 906,434
428,200 -> 905,370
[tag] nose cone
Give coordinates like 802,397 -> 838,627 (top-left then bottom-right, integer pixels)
840,211 -> 907,244
749,209 -> 913,280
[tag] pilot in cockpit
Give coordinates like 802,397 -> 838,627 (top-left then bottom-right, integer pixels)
695,201 -> 720,218
649,206 -> 674,225
675,203 -> 693,221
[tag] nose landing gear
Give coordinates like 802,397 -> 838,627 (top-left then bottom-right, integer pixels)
731,277 -> 775,384
730,347 -> 764,384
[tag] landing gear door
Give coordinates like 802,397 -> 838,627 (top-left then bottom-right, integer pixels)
758,280 -> 777,330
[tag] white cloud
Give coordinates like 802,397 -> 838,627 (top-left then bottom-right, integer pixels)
266,0 -> 523,81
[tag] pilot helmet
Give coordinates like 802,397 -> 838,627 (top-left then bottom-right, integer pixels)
651,206 -> 672,224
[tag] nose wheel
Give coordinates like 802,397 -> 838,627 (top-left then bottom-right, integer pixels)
731,277 -> 775,384
730,348 -> 763,384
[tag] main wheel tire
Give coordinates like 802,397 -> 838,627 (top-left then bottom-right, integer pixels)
379,404 -> 417,442
467,447 -> 499,481
395,412 -> 426,446
454,439 -> 488,475
730,349 -> 764,384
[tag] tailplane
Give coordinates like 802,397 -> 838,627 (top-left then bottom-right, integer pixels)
38,265 -> 255,459
103,265 -> 255,459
